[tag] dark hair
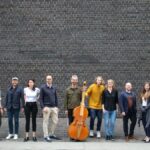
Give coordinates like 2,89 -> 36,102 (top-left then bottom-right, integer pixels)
27,79 -> 36,91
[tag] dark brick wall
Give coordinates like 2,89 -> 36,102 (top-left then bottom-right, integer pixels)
0,0 -> 149,117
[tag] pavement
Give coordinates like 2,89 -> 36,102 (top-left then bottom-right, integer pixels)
0,118 -> 149,150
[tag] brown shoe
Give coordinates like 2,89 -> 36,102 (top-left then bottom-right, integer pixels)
128,135 -> 138,140
125,136 -> 129,142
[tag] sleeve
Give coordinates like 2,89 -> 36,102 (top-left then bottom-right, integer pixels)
3,90 -> 8,108
64,89 -> 68,110
85,85 -> 93,97
55,88 -> 58,107
20,88 -> 25,108
102,90 -> 105,105
119,92 -> 125,113
115,90 -> 119,104
36,88 -> 40,100
39,87 -> 44,109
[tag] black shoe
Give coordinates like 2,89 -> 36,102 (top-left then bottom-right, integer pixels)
106,136 -> 109,140
44,137 -> 52,142
49,135 -> 61,140
24,137 -> 29,142
110,135 -> 115,141
33,137 -> 37,142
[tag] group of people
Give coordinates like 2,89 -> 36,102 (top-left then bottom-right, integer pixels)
0,75 -> 150,143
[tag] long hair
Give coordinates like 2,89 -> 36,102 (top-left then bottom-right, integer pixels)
95,76 -> 105,85
105,79 -> 116,90
27,79 -> 36,91
140,82 -> 150,100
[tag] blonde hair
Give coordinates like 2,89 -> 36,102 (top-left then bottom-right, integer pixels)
95,76 -> 105,85
105,79 -> 116,89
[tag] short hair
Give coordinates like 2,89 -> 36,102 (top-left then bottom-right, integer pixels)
71,74 -> 78,80
95,76 -> 105,85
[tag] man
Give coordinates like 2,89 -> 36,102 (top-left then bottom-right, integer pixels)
4,77 -> 24,140
40,75 -> 60,142
64,75 -> 82,125
85,76 -> 105,138
119,82 -> 137,142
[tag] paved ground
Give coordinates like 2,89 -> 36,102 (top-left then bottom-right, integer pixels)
0,118 -> 149,150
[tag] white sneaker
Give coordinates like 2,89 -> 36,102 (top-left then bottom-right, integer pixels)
89,130 -> 94,137
97,131 -> 101,138
6,134 -> 14,140
13,134 -> 18,140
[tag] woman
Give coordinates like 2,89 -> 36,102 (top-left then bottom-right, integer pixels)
24,79 -> 40,142
139,82 -> 150,143
102,79 -> 118,140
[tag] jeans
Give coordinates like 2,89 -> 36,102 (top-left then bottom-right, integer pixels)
7,108 -> 20,134
25,102 -> 38,132
90,109 -> 102,131
103,110 -> 116,136
123,111 -> 137,137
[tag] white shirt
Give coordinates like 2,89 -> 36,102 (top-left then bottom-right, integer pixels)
142,100 -> 147,107
24,87 -> 40,103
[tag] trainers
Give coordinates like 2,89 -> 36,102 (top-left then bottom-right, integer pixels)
32,137 -> 37,142
6,134 -> 14,140
89,130 -> 94,137
13,134 -> 18,140
96,131 -> 101,138
49,135 -> 61,140
44,136 -> 52,142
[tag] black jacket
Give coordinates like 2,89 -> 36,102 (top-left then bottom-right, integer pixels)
40,84 -> 58,109
4,86 -> 24,110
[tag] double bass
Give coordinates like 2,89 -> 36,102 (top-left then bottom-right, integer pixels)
68,81 -> 89,141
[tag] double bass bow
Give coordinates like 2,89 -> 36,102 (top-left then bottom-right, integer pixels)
68,81 -> 89,141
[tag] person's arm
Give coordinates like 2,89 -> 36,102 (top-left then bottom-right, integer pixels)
102,90 -> 105,111
39,87 -> 44,109
119,92 -> 125,115
116,91 -> 119,111
85,85 -> 92,97
20,88 -> 25,111
3,90 -> 8,111
55,88 -> 58,107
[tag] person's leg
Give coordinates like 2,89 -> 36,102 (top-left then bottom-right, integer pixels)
109,111 -> 117,137
89,109 -> 96,136
129,112 -> 137,137
142,112 -> 147,135
49,107 -> 59,136
7,109 -> 14,135
31,103 -> 38,138
68,109 -> 74,125
14,108 -> 20,135
103,111 -> 109,137
43,107 -> 51,138
25,103 -> 31,138
96,109 -> 103,131
123,114 -> 129,137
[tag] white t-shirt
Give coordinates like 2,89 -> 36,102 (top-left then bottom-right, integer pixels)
142,100 -> 147,107
24,87 -> 40,103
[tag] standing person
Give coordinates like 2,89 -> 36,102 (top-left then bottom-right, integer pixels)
64,75 -> 82,125
102,79 -> 118,140
85,76 -> 105,138
4,77 -> 24,140
119,82 -> 137,142
139,82 -> 150,143
24,79 -> 40,142
0,93 -> 3,141
40,75 -> 60,142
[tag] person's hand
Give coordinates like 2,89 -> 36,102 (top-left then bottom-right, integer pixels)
103,108 -> 107,113
122,112 -> 126,116
43,107 -> 49,113
0,108 -> 3,115
4,108 -> 7,112
56,107 -> 59,112
65,110 -> 68,115
21,107 -> 24,113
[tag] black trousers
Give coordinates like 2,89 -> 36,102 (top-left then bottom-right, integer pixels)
68,109 -> 74,125
123,111 -> 137,137
25,102 -> 38,132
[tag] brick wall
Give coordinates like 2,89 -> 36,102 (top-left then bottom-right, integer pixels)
0,0 -> 149,117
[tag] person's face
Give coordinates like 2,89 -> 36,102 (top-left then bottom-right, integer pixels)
144,83 -> 150,91
28,80 -> 34,88
108,80 -> 113,88
12,80 -> 19,87
96,77 -> 102,85
125,83 -> 132,91
46,76 -> 53,85
71,77 -> 78,86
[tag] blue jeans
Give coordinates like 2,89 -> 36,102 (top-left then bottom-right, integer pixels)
7,108 -> 20,134
103,110 -> 116,136
90,109 -> 102,131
